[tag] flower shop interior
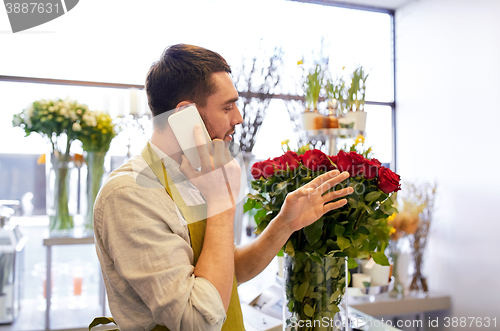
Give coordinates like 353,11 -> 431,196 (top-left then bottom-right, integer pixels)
0,0 -> 499,330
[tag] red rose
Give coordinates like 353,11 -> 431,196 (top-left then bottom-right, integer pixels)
272,156 -> 283,170
250,161 -> 264,179
280,151 -> 300,171
260,159 -> 276,178
378,166 -> 401,194
336,150 -> 351,173
329,155 -> 339,165
348,152 -> 366,176
302,149 -> 334,172
363,158 -> 382,179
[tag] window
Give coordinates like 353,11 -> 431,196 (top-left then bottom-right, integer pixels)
1,0 -> 395,207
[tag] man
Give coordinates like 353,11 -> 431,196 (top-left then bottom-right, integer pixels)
94,44 -> 353,331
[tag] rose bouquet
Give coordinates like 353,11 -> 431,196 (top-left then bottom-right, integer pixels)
13,98 -> 88,232
245,145 -> 400,329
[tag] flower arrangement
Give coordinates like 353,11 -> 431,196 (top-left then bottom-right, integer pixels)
73,110 -> 118,230
245,142 -> 400,328
12,98 -> 88,154
12,98 -> 89,232
75,110 -> 117,152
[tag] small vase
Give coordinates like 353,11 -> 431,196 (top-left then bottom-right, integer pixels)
389,252 -> 404,298
85,151 -> 107,231
284,254 -> 347,331
47,152 -> 74,234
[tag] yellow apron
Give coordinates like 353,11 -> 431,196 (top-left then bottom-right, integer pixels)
90,143 -> 244,331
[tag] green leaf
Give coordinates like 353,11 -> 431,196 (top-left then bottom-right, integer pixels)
309,253 -> 322,264
329,289 -> 342,304
303,219 -> 324,246
284,240 -> 295,257
365,191 -> 381,202
328,304 -> 340,314
309,292 -> 322,300
296,282 -> 309,302
243,199 -> 255,213
254,221 -> 266,235
337,236 -> 351,250
347,258 -> 358,269
330,267 -> 339,279
356,226 -> 370,235
371,251 -> 390,266
254,209 -> 267,224
334,224 -> 345,237
316,270 -> 324,284
304,303 -> 315,317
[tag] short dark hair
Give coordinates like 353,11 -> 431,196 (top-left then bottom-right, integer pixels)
145,44 -> 231,117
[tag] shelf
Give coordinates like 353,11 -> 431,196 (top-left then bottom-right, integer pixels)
304,128 -> 365,140
303,128 -> 365,155
349,292 -> 451,317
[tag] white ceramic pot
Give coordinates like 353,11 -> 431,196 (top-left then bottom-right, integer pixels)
300,111 -> 319,130
344,111 -> 367,132
360,258 -> 391,286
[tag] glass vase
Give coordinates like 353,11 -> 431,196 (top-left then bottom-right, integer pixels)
47,152 -> 74,234
85,151 -> 106,231
389,251 -> 404,298
284,254 -> 347,331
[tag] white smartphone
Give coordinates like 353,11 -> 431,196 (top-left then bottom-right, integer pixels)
168,105 -> 213,169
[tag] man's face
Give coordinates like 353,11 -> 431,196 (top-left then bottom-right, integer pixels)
197,72 -> 243,142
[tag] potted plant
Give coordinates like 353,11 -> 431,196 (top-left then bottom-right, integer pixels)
299,62 -> 324,130
345,66 -> 369,132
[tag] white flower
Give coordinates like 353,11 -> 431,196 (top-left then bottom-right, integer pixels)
60,107 -> 69,118
26,105 -> 34,118
72,123 -> 82,131
12,116 -> 21,126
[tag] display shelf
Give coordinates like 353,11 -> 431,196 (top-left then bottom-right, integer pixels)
349,292 -> 451,317
303,128 -> 365,155
43,233 -> 106,331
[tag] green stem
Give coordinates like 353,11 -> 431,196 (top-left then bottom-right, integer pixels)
50,153 -> 73,231
86,151 -> 106,230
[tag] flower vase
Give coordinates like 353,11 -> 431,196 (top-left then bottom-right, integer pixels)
389,252 -> 404,298
284,254 -> 347,331
85,151 -> 106,231
47,152 -> 74,234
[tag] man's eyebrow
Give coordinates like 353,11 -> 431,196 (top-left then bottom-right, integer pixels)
222,96 -> 239,105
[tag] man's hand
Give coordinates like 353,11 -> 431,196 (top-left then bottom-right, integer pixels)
277,170 -> 353,234
179,125 -> 241,215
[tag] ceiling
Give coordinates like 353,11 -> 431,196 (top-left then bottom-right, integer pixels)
297,0 -> 417,11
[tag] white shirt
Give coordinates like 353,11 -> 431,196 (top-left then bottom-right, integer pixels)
93,142 -> 226,331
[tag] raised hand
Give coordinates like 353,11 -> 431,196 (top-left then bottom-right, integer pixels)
277,170 -> 353,233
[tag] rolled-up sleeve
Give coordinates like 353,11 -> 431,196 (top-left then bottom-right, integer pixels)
94,183 -> 226,331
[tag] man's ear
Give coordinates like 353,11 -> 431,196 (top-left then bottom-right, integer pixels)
175,101 -> 195,113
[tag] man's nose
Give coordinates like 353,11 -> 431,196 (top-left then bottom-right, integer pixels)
232,105 -> 243,126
